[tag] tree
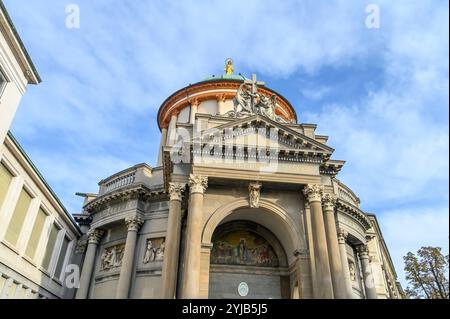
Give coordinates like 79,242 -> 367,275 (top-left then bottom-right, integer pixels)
404,246 -> 449,299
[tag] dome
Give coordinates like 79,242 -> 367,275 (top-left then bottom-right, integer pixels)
202,73 -> 249,82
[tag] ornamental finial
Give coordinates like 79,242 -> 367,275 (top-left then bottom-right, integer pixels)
224,58 -> 234,75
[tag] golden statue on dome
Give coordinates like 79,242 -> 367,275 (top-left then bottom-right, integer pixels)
224,58 -> 234,75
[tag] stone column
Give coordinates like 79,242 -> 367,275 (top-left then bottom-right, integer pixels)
181,174 -> 208,299
216,94 -> 226,115
157,127 -> 168,166
293,250 -> 304,299
303,202 -> 318,296
322,194 -> 346,299
161,182 -> 186,298
116,216 -> 144,299
302,184 -> 334,299
337,229 -> 354,298
357,244 -> 377,299
76,228 -> 104,299
189,98 -> 199,124
168,113 -> 178,145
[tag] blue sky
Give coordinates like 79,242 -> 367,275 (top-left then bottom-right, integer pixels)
3,0 -> 449,288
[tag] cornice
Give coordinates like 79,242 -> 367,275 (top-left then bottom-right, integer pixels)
84,183 -> 167,213
336,199 -> 372,230
157,80 -> 297,130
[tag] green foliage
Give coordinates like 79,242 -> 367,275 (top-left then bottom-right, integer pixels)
404,247 -> 449,299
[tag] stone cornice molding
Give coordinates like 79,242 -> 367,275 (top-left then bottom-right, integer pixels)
302,184 -> 324,203
189,174 -> 208,194
84,184 -> 166,213
335,199 -> 372,230
87,228 -> 104,244
157,80 -> 297,129
125,216 -> 144,232
168,182 -> 186,201
73,213 -> 92,227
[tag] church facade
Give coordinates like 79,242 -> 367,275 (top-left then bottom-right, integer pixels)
73,62 -> 403,299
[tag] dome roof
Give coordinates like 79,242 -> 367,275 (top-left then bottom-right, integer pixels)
202,73 -> 249,82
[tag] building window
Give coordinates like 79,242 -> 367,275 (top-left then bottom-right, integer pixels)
4,188 -> 32,246
25,208 -> 48,259
0,162 -> 13,209
54,236 -> 70,280
41,223 -> 60,271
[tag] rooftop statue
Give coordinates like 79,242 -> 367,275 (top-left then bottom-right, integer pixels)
224,58 -> 234,75
226,73 -> 288,123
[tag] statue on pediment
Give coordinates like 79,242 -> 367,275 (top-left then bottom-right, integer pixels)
227,74 -> 288,123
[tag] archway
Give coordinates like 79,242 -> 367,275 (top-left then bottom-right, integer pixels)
201,199 -> 305,299
208,220 -> 290,298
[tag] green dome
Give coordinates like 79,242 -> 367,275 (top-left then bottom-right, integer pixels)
202,73 -> 249,82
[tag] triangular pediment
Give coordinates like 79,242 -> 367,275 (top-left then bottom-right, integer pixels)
191,114 -> 334,155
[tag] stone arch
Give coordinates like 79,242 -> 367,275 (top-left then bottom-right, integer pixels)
202,198 -> 305,265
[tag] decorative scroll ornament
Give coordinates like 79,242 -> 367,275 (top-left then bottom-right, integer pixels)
143,238 -> 165,263
302,184 -> 324,203
168,182 -> 186,201
225,73 -> 288,123
188,174 -> 208,194
248,182 -> 262,208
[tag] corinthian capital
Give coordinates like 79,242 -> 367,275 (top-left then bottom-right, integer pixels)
322,193 -> 337,211
189,174 -> 208,194
302,184 -> 324,203
87,228 -> 104,244
125,216 -> 144,232
168,182 -> 186,201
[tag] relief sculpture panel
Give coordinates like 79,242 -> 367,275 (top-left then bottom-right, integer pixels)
100,244 -> 125,271
143,238 -> 165,263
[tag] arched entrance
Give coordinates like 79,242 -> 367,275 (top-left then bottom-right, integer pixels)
208,220 -> 290,299
200,199 -> 307,299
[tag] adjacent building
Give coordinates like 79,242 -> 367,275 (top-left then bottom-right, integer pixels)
0,2 -> 81,299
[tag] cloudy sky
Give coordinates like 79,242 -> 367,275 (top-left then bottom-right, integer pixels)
3,0 -> 448,288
